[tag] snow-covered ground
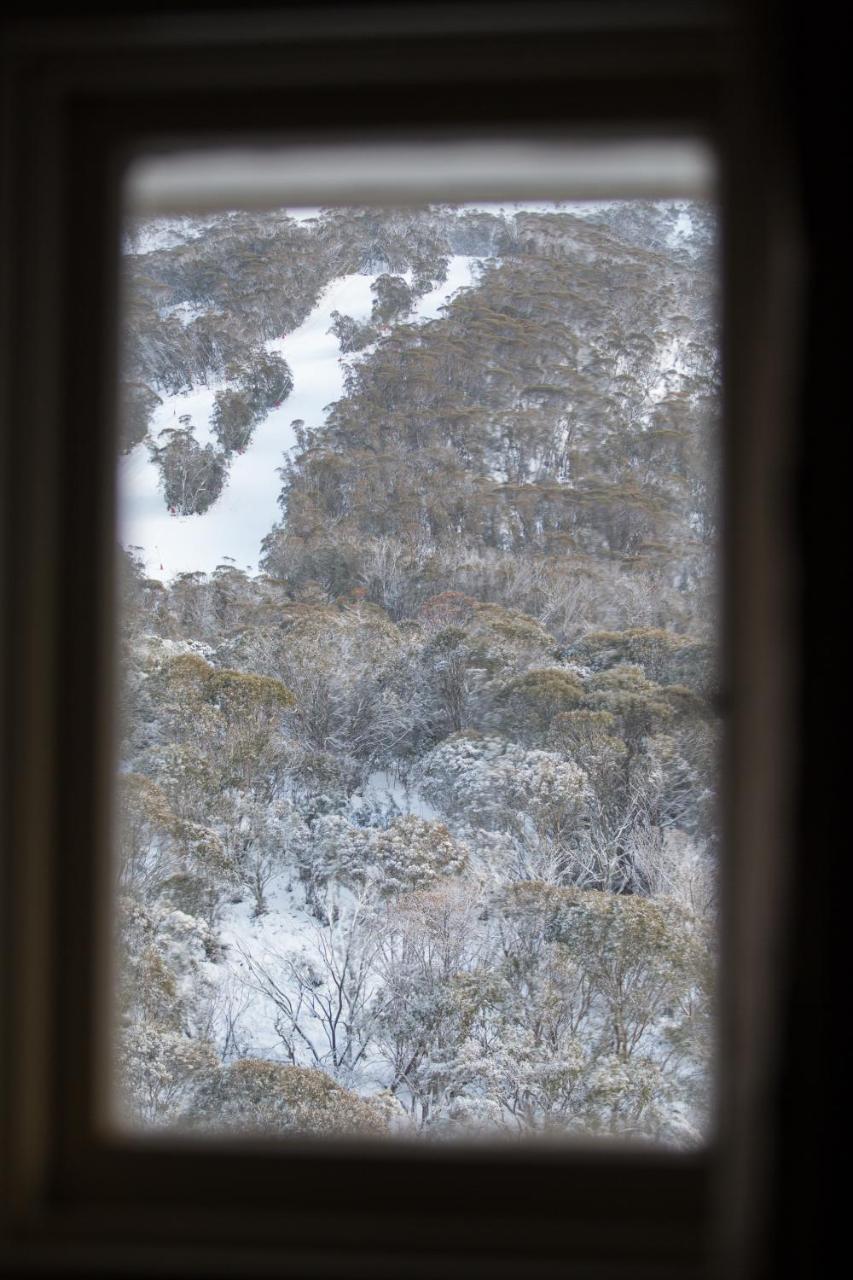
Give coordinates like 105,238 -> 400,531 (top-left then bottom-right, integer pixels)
354,769 -> 439,822
211,768 -> 438,1073
214,873 -> 316,1062
119,256 -> 478,579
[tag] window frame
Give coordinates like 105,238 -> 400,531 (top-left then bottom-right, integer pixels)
0,4 -> 804,1276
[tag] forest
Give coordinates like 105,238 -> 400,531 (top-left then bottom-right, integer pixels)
116,199 -> 719,1144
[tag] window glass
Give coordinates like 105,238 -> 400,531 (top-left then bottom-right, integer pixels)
114,142 -> 720,1145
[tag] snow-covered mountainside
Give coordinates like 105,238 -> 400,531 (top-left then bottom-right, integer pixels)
116,202 -> 719,1145
120,258 -> 477,578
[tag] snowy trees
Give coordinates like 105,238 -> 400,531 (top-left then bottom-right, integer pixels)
369,881 -> 712,1139
141,342 -> 293,517
117,768 -> 234,922
210,387 -> 255,452
119,380 -> 162,453
370,273 -> 413,325
219,795 -> 304,918
212,351 -> 294,452
118,601 -> 717,1141
568,626 -> 714,692
495,668 -> 585,743
147,654 -> 295,796
328,309 -> 377,353
373,884 -> 488,1126
293,814 -> 467,913
115,200 -> 719,1144
148,426 -> 227,515
271,215 -> 716,571
371,817 -> 468,895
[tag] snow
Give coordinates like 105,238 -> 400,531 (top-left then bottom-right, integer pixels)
119,257 -> 479,580
410,255 -> 477,321
214,874 -> 314,1060
205,766 -> 443,1066
150,381 -> 223,447
357,769 -> 440,821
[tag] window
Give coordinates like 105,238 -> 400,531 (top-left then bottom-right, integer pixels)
1,3 -> 812,1275
113,142 -> 721,1148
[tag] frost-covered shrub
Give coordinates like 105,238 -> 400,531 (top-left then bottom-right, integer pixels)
583,1053 -> 666,1137
300,814 -> 373,894
298,813 -> 467,904
584,664 -> 674,752
119,899 -> 218,1023
153,906 -> 219,972
418,734 -> 589,842
187,1059 -> 389,1136
370,816 -> 468,895
116,898 -> 220,1127
287,747 -> 363,816
118,1025 -> 218,1128
546,708 -> 628,796
159,871 -> 219,920
416,733 -> 510,825
466,603 -> 555,661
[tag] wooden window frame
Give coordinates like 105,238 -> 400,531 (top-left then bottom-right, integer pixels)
0,4 -> 806,1276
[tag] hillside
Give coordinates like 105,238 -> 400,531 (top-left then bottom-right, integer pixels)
116,200 -> 719,1144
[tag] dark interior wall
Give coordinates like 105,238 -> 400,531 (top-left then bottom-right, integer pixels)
0,1 -> 832,1276
769,3 -> 832,1277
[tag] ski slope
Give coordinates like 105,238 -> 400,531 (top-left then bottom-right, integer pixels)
119,256 -> 478,579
